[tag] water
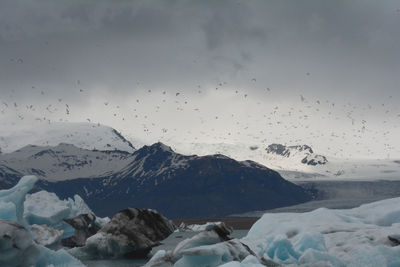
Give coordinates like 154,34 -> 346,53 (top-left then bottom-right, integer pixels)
83,230 -> 249,267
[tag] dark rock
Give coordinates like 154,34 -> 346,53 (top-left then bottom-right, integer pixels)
212,222 -> 233,241
101,208 -> 175,254
388,234 -> 400,246
61,213 -> 100,247
69,208 -> 175,259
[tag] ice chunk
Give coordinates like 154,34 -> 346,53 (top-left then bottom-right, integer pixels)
23,190 -> 107,238
36,245 -> 85,267
262,235 -> 300,264
244,197 -> 400,266
0,219 -> 39,266
0,201 -> 17,222
218,255 -> 266,267
178,221 -> 222,232
294,232 -> 327,253
147,249 -> 166,264
0,175 -> 37,225
298,249 -> 344,266
24,191 -> 71,225
174,239 -> 253,267
31,224 -> 63,249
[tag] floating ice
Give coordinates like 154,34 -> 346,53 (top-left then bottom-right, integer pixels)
174,239 -> 254,267
0,175 -> 38,226
24,190 -> 108,238
244,197 -> 400,266
0,176 -> 87,266
0,219 -> 39,266
31,224 -> 63,249
177,221 -> 222,232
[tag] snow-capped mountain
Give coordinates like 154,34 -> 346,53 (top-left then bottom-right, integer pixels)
0,143 -> 133,182
0,122 -> 135,153
170,142 -> 400,180
35,142 -> 312,218
265,144 -> 328,166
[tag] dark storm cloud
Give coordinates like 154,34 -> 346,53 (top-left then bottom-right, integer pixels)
0,0 -> 399,102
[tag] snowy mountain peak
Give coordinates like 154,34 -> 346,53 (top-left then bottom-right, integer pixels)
0,122 -> 135,153
266,144 -> 313,157
138,142 -> 175,155
265,143 -> 327,166
0,143 -> 133,182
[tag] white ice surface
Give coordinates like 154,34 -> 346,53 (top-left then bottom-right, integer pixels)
243,197 -> 400,266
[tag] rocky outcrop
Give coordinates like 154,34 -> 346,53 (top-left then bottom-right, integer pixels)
69,208 -> 175,259
61,213 -> 100,248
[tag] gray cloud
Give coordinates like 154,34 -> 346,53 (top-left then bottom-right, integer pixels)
0,0 -> 399,158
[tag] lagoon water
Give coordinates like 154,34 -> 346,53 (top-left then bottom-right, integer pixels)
83,230 -> 249,267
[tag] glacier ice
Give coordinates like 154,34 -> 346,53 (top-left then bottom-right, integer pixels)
174,239 -> 254,267
0,175 -> 38,226
243,197 -> 400,266
24,189 -> 108,238
145,223 -> 258,267
31,224 -> 63,249
177,221 -> 222,232
0,219 -> 39,267
0,175 -> 86,266
147,197 -> 400,267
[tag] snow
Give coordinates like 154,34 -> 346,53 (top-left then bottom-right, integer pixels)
243,197 -> 400,266
0,122 -> 135,153
171,141 -> 400,181
0,142 -> 134,182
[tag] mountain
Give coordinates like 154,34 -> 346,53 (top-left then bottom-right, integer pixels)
265,144 -> 327,166
0,143 -> 133,182
0,122 -> 135,153
170,142 -> 400,180
31,142 -> 313,218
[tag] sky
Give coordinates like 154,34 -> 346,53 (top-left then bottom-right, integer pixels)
0,0 -> 400,159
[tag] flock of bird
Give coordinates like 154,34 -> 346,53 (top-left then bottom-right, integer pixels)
0,75 -> 399,159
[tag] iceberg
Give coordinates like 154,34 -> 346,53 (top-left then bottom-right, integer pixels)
243,197 -> 400,266
0,219 -> 39,266
147,198 -> 400,267
177,221 -> 222,232
31,224 -> 63,249
0,175 -> 38,226
145,223 -> 260,267
0,175 -> 85,266
24,190 -> 107,238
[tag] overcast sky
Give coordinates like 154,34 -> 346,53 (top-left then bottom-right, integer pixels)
1,0 -> 400,159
